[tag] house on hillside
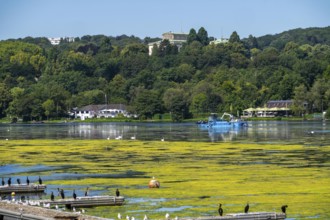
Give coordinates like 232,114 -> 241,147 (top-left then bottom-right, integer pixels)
75,104 -> 129,120
148,31 -> 188,55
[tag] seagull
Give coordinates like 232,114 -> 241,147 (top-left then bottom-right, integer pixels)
115,135 -> 122,140
118,213 -> 122,219
131,217 -> 135,220
126,215 -> 130,220
281,205 -> 288,214
107,137 -> 110,140
218,203 -> 223,216
143,214 -> 148,220
131,135 -> 136,140
38,176 -> 42,185
165,213 -> 170,219
81,209 -> 85,214
161,137 -> 165,141
244,203 -> 249,213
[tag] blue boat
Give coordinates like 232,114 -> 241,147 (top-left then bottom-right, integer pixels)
197,113 -> 248,128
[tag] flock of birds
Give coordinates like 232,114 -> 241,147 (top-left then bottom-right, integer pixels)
217,203 -> 288,216
107,135 -> 165,141
1,176 -> 42,186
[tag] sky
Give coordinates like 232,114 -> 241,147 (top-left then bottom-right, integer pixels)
0,0 -> 329,41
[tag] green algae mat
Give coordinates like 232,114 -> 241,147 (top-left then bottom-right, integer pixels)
0,140 -> 329,219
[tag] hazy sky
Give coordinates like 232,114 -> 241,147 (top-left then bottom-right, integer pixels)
0,0 -> 329,40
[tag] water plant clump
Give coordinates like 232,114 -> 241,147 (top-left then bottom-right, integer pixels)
0,139 -> 329,219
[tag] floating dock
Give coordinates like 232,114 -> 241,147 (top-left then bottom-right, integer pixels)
0,184 -> 46,194
42,196 -> 125,208
182,212 -> 286,220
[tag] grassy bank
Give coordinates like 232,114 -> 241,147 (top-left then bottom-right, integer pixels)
0,139 -> 329,219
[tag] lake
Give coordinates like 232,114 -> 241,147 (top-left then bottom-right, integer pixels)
1,120 -> 330,145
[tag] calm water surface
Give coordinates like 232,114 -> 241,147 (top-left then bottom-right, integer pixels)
1,120 -> 329,145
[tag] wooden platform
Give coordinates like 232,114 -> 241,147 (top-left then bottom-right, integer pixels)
182,212 -> 286,220
0,184 -> 46,194
40,196 -> 125,208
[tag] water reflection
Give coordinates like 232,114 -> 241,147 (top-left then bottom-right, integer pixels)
0,121 -> 329,145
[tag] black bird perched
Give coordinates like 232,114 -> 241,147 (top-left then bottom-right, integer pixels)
1,177 -> 4,186
218,203 -> 223,216
73,190 -> 77,200
60,189 -> 65,199
281,205 -> 288,214
26,177 -> 30,185
116,188 -> 120,197
38,176 -> 42,185
17,178 -> 21,185
244,203 -> 249,213
84,187 -> 89,196
8,177 -> 11,186
50,192 -> 55,201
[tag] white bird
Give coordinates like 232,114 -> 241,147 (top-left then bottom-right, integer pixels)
118,213 -> 122,219
107,137 -> 110,140
115,135 -> 122,140
165,213 -> 170,219
161,137 -> 165,141
73,207 -> 76,212
81,209 -> 85,214
43,203 -> 50,208
55,205 -> 59,210
131,217 -> 135,220
175,216 -> 178,220
131,135 -> 136,140
143,214 -> 148,220
126,215 -> 130,220
5,139 -> 8,141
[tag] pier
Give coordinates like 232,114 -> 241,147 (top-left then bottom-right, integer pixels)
0,184 -> 46,194
40,196 -> 125,208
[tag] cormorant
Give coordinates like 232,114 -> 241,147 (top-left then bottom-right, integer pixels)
218,203 -> 223,216
17,178 -> 21,185
73,190 -> 77,200
26,176 -> 30,185
1,177 -> 4,186
38,176 -> 42,185
60,189 -> 65,199
281,205 -> 288,214
116,188 -> 120,197
50,192 -> 55,201
8,177 -> 11,186
84,187 -> 89,196
244,203 -> 249,213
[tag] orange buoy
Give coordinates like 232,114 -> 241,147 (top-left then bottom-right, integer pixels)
148,177 -> 160,188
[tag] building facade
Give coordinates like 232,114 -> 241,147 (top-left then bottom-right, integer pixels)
148,32 -> 188,55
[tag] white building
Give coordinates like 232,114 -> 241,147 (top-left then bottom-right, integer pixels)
209,37 -> 229,45
148,32 -> 188,55
75,104 -> 129,120
48,37 -> 75,45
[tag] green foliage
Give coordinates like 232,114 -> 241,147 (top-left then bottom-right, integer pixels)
0,27 -> 330,120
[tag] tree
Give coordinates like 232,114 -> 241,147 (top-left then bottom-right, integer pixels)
229,31 -> 241,43
42,99 -> 55,120
132,88 -> 162,119
197,27 -> 209,46
163,88 -> 190,122
187,28 -> 198,44
292,84 -> 308,116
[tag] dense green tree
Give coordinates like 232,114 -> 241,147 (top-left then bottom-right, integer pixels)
229,31 -> 240,43
197,27 -> 209,46
187,28 -> 198,44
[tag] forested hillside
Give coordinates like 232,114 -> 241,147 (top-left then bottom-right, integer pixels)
0,26 -> 330,121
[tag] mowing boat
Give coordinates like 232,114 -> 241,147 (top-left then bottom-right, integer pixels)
197,113 -> 247,128
42,195 -> 125,208
0,184 -> 46,194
